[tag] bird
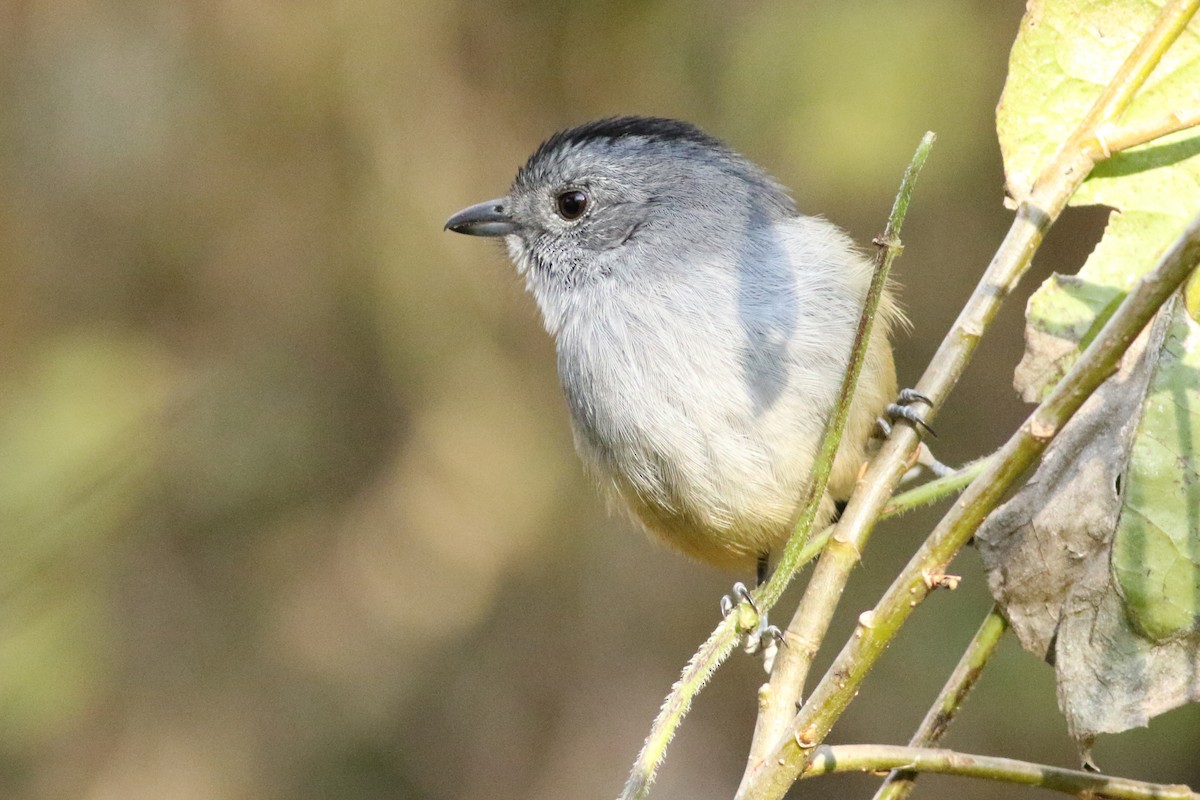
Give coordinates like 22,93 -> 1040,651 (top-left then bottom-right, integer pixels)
445,116 -> 907,578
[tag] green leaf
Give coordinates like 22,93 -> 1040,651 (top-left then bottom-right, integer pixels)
1013,210 -> 1182,400
1113,300 -> 1200,641
978,302 -> 1200,745
1000,1 -> 1200,402
999,0 -> 1200,210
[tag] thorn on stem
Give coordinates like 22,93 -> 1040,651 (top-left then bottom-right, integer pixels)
794,726 -> 818,749
922,571 -> 962,591
1029,416 -> 1057,440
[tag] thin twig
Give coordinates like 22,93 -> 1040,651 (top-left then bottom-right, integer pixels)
619,132 -> 937,800
872,605 -> 1010,800
880,457 -> 990,517
757,131 -> 937,612
805,745 -> 1198,800
737,0 -> 1200,785
738,208 -> 1200,800
741,131 -> 936,770
1093,107 -> 1200,158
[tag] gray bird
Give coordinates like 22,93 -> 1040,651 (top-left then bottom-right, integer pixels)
446,117 -> 903,575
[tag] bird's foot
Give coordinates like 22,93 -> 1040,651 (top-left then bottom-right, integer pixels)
720,582 -> 785,674
882,388 -> 937,438
878,389 -> 955,481
746,622 -> 785,675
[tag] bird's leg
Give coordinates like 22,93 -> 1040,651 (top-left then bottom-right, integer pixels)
720,553 -> 785,673
878,388 -> 955,480
910,440 -> 954,478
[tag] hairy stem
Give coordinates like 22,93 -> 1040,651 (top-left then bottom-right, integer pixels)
880,457 -> 990,517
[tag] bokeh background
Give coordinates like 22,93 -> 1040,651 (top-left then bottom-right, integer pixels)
2,1 -> 1197,798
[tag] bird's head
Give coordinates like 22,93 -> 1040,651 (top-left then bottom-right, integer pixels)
445,116 -> 796,296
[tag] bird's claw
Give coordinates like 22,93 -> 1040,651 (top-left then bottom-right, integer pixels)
719,581 -> 758,618
897,387 -> 933,406
745,624 -> 785,674
746,624 -> 786,652
884,388 -> 937,438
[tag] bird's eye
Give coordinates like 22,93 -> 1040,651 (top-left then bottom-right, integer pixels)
555,189 -> 588,220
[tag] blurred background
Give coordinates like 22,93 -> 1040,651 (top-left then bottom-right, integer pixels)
2,1 -> 1197,798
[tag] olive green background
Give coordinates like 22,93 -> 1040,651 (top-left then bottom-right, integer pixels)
2,2 -> 1196,798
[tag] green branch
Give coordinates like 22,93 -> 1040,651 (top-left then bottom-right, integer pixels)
741,131 -> 936,770
880,457 -> 990,517
757,131 -> 937,612
1094,106 -> 1200,158
872,605 -> 1010,800
805,745 -> 1198,800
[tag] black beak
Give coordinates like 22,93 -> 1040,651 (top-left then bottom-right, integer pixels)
444,199 -> 517,237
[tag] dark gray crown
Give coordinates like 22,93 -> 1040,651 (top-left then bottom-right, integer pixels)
512,116 -> 796,219
515,116 -> 730,186
532,116 -> 724,159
